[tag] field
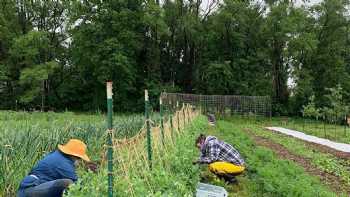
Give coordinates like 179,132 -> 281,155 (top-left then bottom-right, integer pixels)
1,111 -> 350,196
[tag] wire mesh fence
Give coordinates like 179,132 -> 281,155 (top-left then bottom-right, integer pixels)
161,93 -> 271,117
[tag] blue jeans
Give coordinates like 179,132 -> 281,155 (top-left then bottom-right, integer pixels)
17,179 -> 73,197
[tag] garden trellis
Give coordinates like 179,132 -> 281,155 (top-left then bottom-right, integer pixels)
106,100 -> 199,195
161,93 -> 271,117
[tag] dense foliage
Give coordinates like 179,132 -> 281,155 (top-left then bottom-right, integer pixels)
1,0 -> 350,114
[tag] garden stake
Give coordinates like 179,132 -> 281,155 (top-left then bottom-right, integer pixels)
187,104 -> 190,123
145,90 -> 152,170
168,100 -> 175,141
324,117 -> 326,138
177,101 -> 180,133
302,117 -> 305,131
106,81 -> 114,197
335,115 -> 337,141
344,116 -> 347,137
159,97 -> 165,146
182,103 -> 186,126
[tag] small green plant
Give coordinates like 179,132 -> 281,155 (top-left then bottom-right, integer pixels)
322,85 -> 349,123
302,95 -> 321,120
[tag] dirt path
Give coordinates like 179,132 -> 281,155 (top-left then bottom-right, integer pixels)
244,128 -> 350,196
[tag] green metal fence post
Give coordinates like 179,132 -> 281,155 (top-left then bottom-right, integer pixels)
159,96 -> 165,146
145,90 -> 152,170
106,81 -> 114,197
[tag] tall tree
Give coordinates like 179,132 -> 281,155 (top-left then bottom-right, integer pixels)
197,0 -> 270,96
310,0 -> 350,106
68,0 -> 144,111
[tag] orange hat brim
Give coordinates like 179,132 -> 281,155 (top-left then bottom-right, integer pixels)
58,145 -> 91,162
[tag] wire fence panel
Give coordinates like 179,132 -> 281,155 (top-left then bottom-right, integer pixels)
161,93 -> 271,117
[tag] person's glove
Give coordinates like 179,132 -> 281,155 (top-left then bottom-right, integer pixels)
85,161 -> 99,173
192,160 -> 199,165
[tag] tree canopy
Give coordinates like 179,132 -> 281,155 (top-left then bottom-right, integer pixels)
1,0 -> 350,114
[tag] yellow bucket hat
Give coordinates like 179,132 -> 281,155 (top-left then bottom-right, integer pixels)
58,139 -> 90,162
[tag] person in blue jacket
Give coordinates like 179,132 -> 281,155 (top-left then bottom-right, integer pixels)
17,139 -> 95,197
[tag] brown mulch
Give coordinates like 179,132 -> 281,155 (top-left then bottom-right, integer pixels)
243,128 -> 350,195
264,128 -> 350,160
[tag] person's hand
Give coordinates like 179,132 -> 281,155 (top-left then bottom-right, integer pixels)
85,161 -> 99,173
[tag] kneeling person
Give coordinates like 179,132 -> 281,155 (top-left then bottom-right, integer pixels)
194,134 -> 245,183
17,139 -> 94,197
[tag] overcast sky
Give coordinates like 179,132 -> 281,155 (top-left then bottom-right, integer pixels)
295,0 -> 323,6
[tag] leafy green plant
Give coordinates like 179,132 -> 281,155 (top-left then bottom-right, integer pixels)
302,95 -> 321,120
322,85 -> 349,123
